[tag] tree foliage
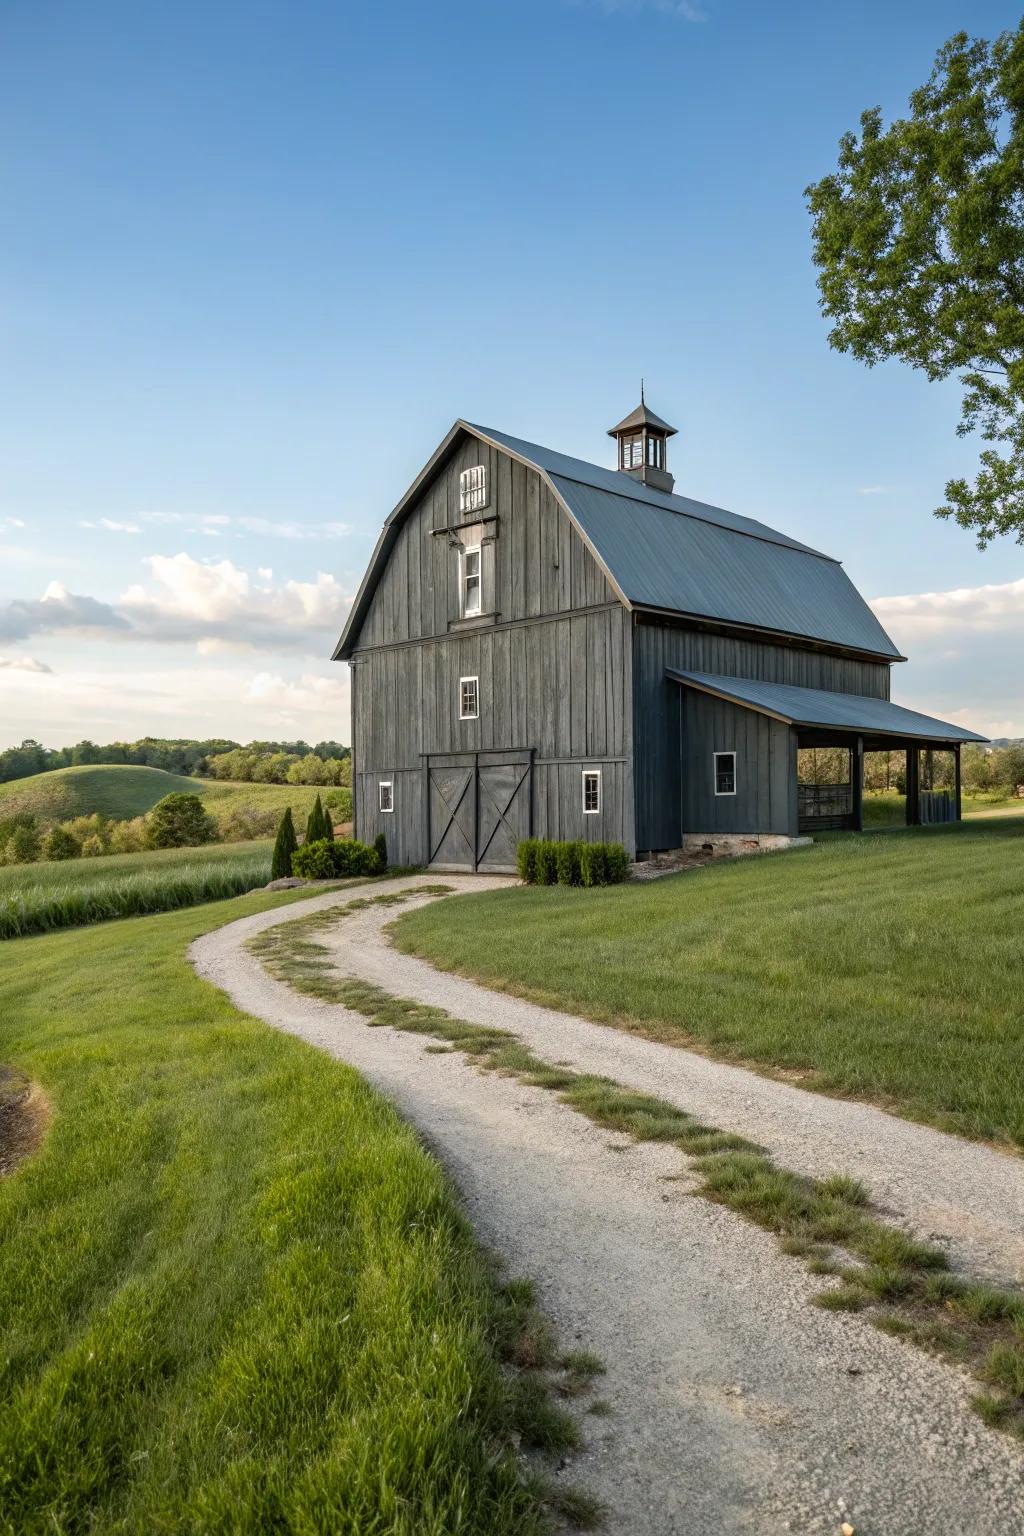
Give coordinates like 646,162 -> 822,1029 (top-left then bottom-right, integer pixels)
144,794 -> 217,850
805,22 -> 1024,545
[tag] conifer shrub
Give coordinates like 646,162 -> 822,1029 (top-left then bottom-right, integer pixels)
271,808 -> 298,880
373,833 -> 388,872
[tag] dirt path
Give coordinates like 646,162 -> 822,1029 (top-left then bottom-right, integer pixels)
191,878 -> 1024,1535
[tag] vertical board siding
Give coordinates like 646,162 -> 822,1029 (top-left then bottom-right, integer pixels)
679,692 -> 797,838
632,617 -> 892,850
349,434 -> 634,861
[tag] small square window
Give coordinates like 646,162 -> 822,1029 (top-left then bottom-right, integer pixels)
459,676 -> 479,720
714,751 -> 736,797
582,769 -> 601,814
459,465 -> 488,515
379,780 -> 394,813
462,545 -> 481,617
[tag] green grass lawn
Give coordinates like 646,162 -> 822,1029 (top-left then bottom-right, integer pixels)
0,840 -> 276,939
0,764 -> 351,827
862,789 -> 1024,826
0,893 -> 553,1534
394,819 -> 1024,1148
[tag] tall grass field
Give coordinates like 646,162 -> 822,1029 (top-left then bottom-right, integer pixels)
0,893 -> 549,1533
0,840 -> 275,939
394,818 -> 1024,1148
0,763 -> 351,826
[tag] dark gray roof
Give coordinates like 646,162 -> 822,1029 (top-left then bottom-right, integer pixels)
335,420 -> 905,662
667,670 -> 987,743
470,425 -> 903,660
607,399 -> 677,437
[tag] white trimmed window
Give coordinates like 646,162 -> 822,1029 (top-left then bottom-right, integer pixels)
462,545 -> 481,617
379,780 -> 394,813
459,676 -> 479,720
459,465 -> 488,515
582,769 -> 601,814
714,751 -> 736,797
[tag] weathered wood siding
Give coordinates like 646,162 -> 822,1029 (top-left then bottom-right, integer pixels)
680,692 -> 798,838
632,617 -> 891,849
348,437 -> 635,863
354,435 -> 616,647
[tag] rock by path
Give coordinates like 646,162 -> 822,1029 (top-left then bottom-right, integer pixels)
191,877 -> 1024,1536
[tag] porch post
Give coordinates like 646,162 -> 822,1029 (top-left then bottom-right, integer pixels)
954,744 -> 962,822
906,746 -> 920,826
852,735 -> 864,832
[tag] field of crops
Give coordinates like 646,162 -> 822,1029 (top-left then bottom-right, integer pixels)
0,840 -> 275,940
0,764 -> 351,826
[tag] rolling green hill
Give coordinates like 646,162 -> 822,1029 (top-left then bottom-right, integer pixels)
0,765 -> 350,827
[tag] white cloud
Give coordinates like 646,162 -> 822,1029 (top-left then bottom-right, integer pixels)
0,656 -> 350,747
79,518 -> 142,534
0,556 -> 352,654
871,576 -> 1024,639
3,516 -> 26,528
858,485 -> 888,496
871,575 -> 1024,739
138,510 -> 350,540
0,654 -> 52,674
0,582 -> 128,642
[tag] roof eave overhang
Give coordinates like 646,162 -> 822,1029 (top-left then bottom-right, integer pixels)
666,669 -> 987,744
636,603 -> 906,666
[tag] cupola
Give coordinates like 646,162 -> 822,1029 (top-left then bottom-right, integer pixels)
607,387 -> 677,494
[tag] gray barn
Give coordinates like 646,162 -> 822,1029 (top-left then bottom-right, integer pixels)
334,399 -> 984,868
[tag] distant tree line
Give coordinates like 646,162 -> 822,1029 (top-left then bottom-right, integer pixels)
799,743 -> 1024,795
0,737 -> 351,786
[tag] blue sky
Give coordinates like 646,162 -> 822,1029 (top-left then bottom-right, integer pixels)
2,0 -> 1022,746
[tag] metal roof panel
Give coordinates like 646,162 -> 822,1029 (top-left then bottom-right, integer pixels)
667,670 -> 987,742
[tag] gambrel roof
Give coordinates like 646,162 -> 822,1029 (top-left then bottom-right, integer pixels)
334,422 -> 904,662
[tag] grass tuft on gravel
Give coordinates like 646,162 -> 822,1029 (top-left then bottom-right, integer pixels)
248,894 -> 1024,1442
0,888 -> 600,1534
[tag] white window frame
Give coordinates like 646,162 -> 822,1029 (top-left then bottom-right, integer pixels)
582,768 -> 601,815
378,779 -> 394,813
713,750 -> 737,798
462,544 -> 482,617
459,675 -> 479,721
459,464 -> 488,515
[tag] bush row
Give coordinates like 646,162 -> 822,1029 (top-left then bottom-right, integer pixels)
0,788 -> 353,867
515,838 -> 630,887
291,834 -> 388,881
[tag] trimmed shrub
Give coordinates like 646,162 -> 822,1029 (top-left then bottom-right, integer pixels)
516,838 -> 540,884
42,826 -> 81,861
373,833 -> 388,873
517,837 -> 631,887
145,794 -> 217,850
605,843 -> 630,884
290,837 -> 382,881
305,794 -> 333,845
535,841 -> 559,885
579,841 -> 608,888
556,840 -> 583,887
271,808 -> 298,880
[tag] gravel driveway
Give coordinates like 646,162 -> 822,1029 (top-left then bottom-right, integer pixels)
190,876 -> 1024,1535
